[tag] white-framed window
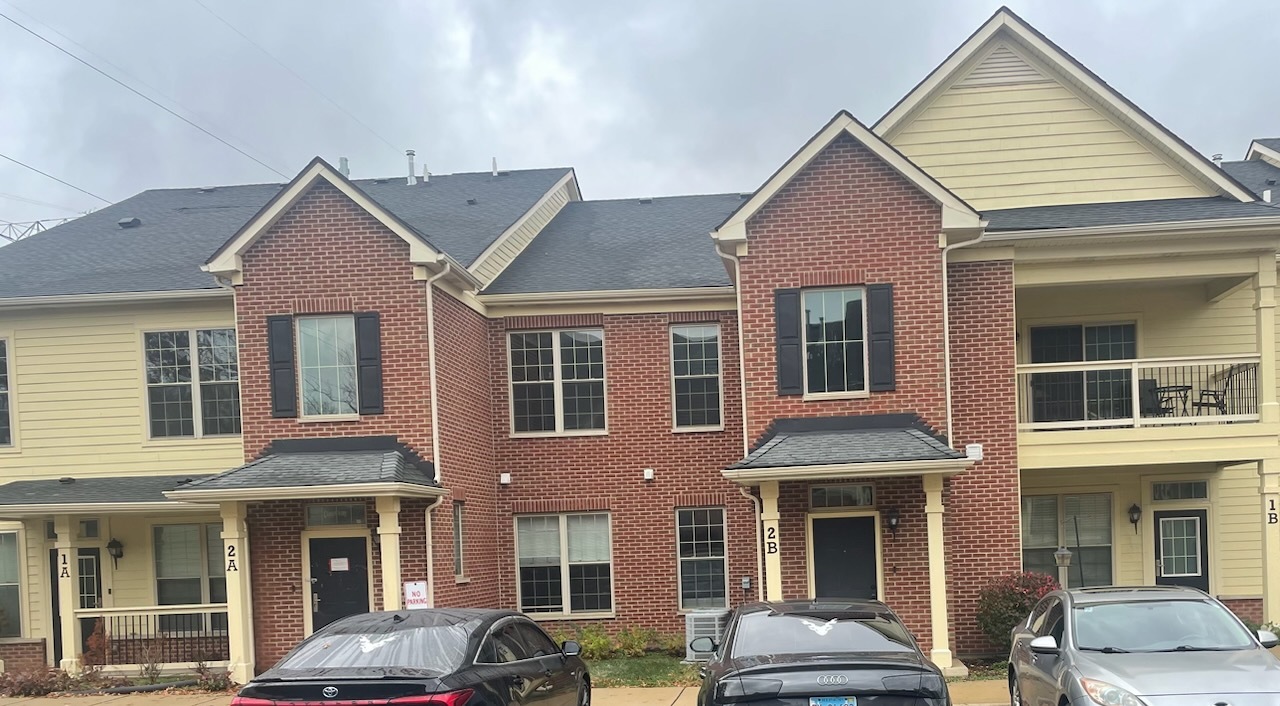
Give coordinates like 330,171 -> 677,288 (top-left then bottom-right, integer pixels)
144,329 -> 240,438
153,523 -> 227,632
0,338 -> 11,447
515,513 -> 612,615
508,329 -> 606,434
297,316 -> 359,417
1021,493 -> 1113,587
677,508 -> 727,609
802,288 -> 867,396
811,484 -> 875,509
671,325 -> 722,429
0,532 -> 21,637
453,501 -> 465,576
305,503 -> 366,527
1152,481 -> 1208,502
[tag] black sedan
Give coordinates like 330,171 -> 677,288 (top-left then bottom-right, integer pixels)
691,600 -> 949,706
233,609 -> 589,706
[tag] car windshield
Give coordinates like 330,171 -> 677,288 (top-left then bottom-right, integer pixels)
275,622 -> 476,674
731,610 -> 915,658
1073,599 -> 1255,652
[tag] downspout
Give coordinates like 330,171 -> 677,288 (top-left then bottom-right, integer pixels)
423,495 -> 445,606
940,227 -> 986,445
718,247 -> 762,600
423,262 -> 452,606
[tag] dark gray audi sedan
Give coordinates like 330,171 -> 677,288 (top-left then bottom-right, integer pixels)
691,600 -> 949,706
1009,586 -> 1280,706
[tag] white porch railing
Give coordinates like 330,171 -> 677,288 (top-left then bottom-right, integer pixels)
1017,354 -> 1261,431
72,603 -> 229,667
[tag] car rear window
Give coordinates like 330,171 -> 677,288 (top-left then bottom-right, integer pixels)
731,610 -> 915,657
277,623 -> 476,674
1073,599 -> 1254,652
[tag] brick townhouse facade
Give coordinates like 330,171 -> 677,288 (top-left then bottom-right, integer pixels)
4,7 -> 1280,682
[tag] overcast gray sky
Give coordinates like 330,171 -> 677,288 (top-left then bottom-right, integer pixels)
0,0 -> 1276,225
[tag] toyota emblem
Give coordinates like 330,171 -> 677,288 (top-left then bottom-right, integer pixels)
816,675 -> 849,686
322,687 -> 339,698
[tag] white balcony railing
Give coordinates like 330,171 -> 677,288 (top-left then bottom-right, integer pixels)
1017,354 -> 1261,431
72,603 -> 229,666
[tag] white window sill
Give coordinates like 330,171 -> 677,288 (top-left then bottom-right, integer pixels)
0,444 -> 19,455
297,415 -> 361,424
510,429 -> 608,439
528,611 -> 615,622
802,391 -> 870,402
677,605 -> 729,615
672,425 -> 725,434
455,576 -> 471,585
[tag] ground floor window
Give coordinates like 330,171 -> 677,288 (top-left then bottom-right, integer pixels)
516,513 -> 612,615
1021,493 -> 1113,587
453,501 -> 465,577
0,532 -> 20,637
153,523 -> 226,632
677,508 -> 727,609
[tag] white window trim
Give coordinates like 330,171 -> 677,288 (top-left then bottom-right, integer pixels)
507,329 -> 608,438
151,522 -> 228,637
0,527 -> 26,639
1158,516 -> 1204,578
141,328 -> 241,440
800,287 -> 869,400
453,501 -> 465,579
295,315 -> 360,420
675,507 -> 729,612
670,324 -> 725,432
809,483 -> 876,511
304,502 -> 367,528
1021,492 -> 1116,584
514,512 -> 615,620
0,335 -> 14,452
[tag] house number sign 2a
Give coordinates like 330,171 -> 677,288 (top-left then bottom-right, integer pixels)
226,544 -> 239,572
1270,499 -> 1278,526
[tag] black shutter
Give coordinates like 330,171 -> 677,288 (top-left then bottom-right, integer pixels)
867,284 -> 895,392
266,315 -> 297,418
775,288 -> 803,395
354,312 -> 384,415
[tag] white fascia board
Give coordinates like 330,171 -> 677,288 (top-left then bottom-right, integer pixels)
0,288 -> 231,310
984,216 -> 1280,243
468,170 -> 579,281
165,482 -> 448,503
1246,142 -> 1280,168
0,501 -> 218,517
721,458 -> 972,484
477,286 -> 735,306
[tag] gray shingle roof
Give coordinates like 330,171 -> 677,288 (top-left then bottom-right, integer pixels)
983,197 -> 1280,231
484,194 -> 741,294
0,474 -> 212,506
729,414 -> 963,470
1253,138 -> 1280,153
1221,160 -> 1280,201
0,168 -> 569,299
178,450 -> 435,491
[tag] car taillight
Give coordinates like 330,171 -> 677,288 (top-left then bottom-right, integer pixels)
388,690 -> 474,706
231,698 -> 276,706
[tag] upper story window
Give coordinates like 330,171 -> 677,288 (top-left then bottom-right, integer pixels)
297,316 -> 358,417
144,329 -> 240,438
671,325 -> 722,430
508,329 -> 606,435
803,288 -> 867,396
0,339 -> 11,447
1028,323 -> 1136,423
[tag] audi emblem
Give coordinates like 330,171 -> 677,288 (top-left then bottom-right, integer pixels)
816,675 -> 849,686
322,687 -> 339,698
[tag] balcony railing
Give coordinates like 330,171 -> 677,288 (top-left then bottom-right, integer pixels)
1017,355 -> 1261,431
73,603 -> 230,667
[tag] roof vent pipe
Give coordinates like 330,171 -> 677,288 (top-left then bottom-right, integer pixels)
491,157 -> 498,177
1265,189 -> 1273,203
339,157 -> 350,177
406,150 -> 416,186
423,163 -> 430,185
1212,153 -> 1223,166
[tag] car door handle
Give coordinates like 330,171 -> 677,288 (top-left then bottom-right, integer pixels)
509,675 -> 525,685
542,669 -> 555,677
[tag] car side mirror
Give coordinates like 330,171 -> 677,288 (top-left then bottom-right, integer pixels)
1029,635 -> 1059,654
561,640 -> 582,657
1257,630 -> 1279,649
689,636 -> 718,653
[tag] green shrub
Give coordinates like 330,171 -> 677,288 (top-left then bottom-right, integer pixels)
615,627 -> 658,658
655,633 -> 687,657
577,624 -> 616,660
975,571 -> 1058,654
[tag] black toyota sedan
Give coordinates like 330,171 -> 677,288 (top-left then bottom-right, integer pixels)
691,600 -> 949,706
233,609 -> 589,706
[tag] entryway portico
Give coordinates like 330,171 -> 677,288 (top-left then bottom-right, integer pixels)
724,415 -> 973,674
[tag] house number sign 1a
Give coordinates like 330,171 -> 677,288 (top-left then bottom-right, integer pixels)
59,552 -> 69,578
765,526 -> 778,555
1270,499 -> 1278,526
226,544 -> 239,572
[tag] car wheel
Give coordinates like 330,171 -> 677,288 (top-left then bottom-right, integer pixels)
578,678 -> 591,706
1009,674 -> 1022,706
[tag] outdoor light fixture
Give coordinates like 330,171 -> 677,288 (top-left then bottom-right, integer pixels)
106,538 -> 124,569
369,527 -> 381,550
884,508 -> 901,538
1128,504 -> 1142,532
1054,546 -> 1073,589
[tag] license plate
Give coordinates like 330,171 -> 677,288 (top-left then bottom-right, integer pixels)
810,698 -> 856,706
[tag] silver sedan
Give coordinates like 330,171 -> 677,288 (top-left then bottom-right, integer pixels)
1008,586 -> 1280,706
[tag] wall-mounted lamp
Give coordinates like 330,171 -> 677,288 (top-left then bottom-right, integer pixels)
499,472 -> 512,486
643,468 -> 655,482
1128,504 -> 1142,533
106,538 -> 124,569
369,527 -> 381,550
884,508 -> 901,538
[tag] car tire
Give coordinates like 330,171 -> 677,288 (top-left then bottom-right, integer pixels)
1009,674 -> 1023,706
578,679 -> 591,706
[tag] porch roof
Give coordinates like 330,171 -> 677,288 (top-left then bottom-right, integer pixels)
0,474 -> 214,515
724,414 -> 971,483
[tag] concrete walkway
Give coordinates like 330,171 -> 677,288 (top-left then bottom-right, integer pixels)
0,680 -> 1010,706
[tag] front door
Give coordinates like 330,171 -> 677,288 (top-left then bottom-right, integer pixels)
77,548 -> 103,655
48,548 -> 63,663
308,536 -> 370,631
811,515 -> 877,599
1155,510 -> 1210,592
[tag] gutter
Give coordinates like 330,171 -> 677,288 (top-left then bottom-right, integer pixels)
477,286 -> 734,306
940,226 -> 987,446
0,288 -> 229,310
983,215 -> 1280,242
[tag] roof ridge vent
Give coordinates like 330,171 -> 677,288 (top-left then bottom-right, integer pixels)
373,178 -> 390,185
638,197 -> 654,204
117,217 -> 141,229
196,187 -> 217,194
466,198 -> 478,205
58,477 -> 75,484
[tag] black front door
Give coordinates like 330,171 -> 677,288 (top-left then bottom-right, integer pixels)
49,548 -> 63,663
1154,509 -> 1210,592
811,516 -> 877,599
309,537 -> 370,631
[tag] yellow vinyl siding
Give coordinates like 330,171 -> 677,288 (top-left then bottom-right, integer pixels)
888,45 -> 1211,210
0,299 -> 241,481
472,182 -> 573,285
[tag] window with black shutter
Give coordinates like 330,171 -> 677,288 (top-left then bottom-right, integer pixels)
775,285 -> 895,396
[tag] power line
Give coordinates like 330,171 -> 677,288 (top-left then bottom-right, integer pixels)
0,9 -> 289,179
0,152 -> 111,204
0,190 -> 84,213
193,0 -> 401,153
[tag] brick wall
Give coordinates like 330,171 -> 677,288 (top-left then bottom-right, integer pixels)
0,639 -> 47,673
490,311 -> 757,633
1223,597 -> 1265,627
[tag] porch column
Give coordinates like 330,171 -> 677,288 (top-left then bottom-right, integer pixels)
52,515 -> 79,672
221,502 -> 255,685
1261,459 -> 1280,623
1255,255 -> 1277,423
923,476 -> 955,672
760,481 -> 783,601
376,496 -> 403,610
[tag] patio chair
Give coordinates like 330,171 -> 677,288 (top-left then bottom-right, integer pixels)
1138,379 -> 1172,417
1192,381 -> 1229,416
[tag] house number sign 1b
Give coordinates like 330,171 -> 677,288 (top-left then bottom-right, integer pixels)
1270,499 -> 1278,526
